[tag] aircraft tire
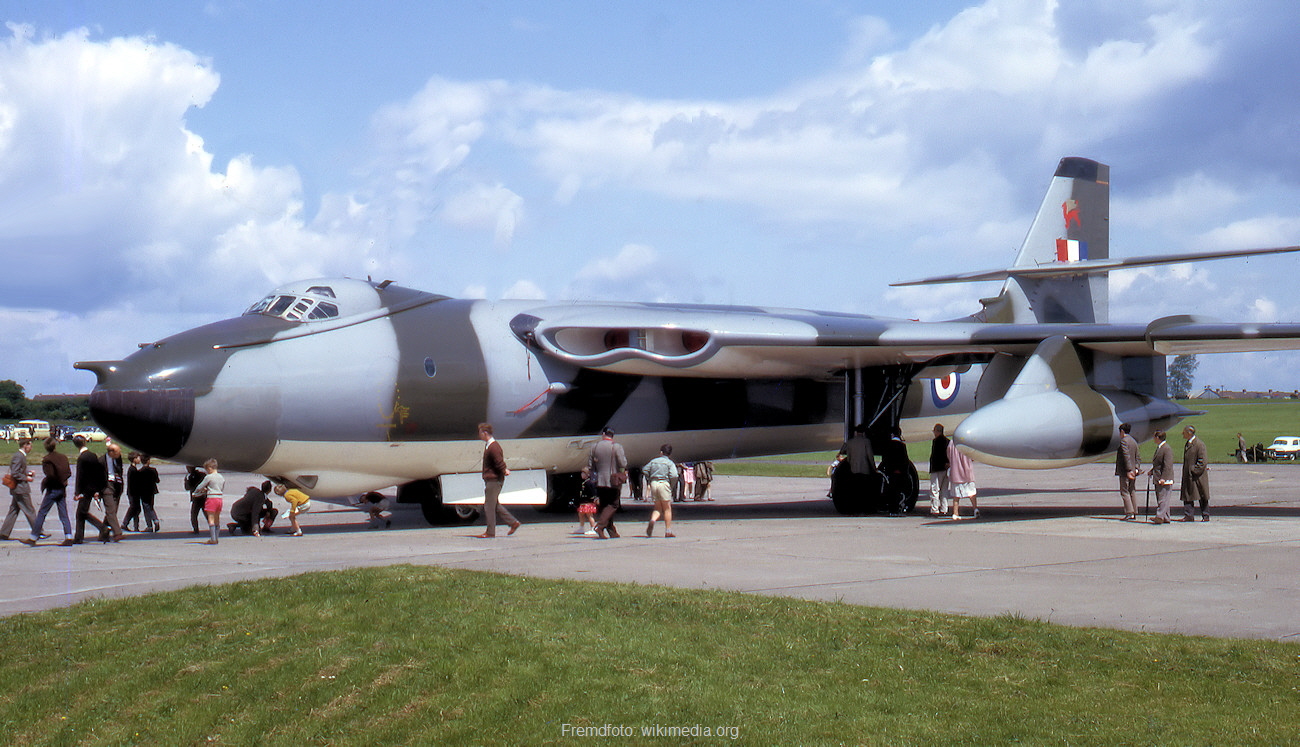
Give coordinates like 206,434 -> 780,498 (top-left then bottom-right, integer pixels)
396,478 -> 457,526
866,472 -> 890,514
541,472 -> 583,513
830,468 -> 868,515
416,497 -> 479,526
902,462 -> 919,512
418,495 -> 446,526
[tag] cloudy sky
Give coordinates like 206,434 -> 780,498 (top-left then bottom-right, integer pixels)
4,0 -> 1300,396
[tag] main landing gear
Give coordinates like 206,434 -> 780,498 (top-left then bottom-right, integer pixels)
833,363 -> 921,516
829,462 -> 919,516
397,479 -> 480,526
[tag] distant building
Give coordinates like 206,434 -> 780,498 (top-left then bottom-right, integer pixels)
1193,388 -> 1299,400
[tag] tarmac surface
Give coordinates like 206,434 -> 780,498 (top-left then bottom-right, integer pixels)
2,461 -> 1298,641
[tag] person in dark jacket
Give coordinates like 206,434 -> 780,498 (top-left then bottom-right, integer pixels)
1180,425 -> 1211,522
22,438 -> 69,545
123,452 -> 161,532
184,465 -> 206,534
928,424 -> 950,516
228,481 -> 277,536
71,436 -> 109,544
878,426 -> 914,515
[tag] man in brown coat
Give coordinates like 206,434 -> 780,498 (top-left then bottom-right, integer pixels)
1180,425 -> 1210,522
476,423 -> 520,538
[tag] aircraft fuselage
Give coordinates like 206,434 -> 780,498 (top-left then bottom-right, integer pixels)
85,285 -> 858,495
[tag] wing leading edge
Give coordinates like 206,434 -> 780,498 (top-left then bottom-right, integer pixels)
512,306 -> 1300,379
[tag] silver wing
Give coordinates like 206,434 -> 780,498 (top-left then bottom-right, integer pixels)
512,306 -> 1300,378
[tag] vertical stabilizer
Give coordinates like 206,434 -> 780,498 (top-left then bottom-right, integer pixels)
987,157 -> 1110,324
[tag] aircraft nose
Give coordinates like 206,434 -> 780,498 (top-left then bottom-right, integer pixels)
77,313 -> 291,466
76,360 -> 196,458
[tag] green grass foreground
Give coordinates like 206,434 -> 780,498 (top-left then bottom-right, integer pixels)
1,567 -> 1295,745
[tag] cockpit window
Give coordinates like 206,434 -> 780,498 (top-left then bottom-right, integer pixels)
269,296 -> 297,316
307,302 -> 339,320
243,294 -> 341,322
306,286 -> 337,298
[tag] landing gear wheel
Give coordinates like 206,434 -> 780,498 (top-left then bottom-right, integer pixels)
418,497 -> 446,525
830,468 -> 880,515
879,462 -> 920,514
903,462 -> 919,512
398,479 -> 452,526
542,472 -> 582,513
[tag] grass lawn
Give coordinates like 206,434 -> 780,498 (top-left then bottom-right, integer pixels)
0,566 -> 1295,745
1176,398 -> 1300,461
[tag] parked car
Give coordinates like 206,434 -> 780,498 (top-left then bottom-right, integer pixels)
73,427 -> 108,443
1265,436 -> 1300,460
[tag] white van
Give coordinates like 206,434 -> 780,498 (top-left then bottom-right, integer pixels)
16,420 -> 51,440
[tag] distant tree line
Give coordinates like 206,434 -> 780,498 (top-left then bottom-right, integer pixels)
0,380 -> 91,422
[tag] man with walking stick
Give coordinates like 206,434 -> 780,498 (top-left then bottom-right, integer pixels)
1115,423 -> 1140,521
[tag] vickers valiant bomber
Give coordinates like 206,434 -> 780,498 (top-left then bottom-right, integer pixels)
76,158 -> 1300,521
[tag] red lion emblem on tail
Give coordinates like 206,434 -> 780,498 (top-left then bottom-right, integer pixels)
1062,199 -> 1081,228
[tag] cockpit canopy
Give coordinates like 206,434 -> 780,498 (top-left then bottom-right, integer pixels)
242,279 -> 385,323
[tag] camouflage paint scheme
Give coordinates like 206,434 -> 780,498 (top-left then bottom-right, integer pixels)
77,158 -> 1300,499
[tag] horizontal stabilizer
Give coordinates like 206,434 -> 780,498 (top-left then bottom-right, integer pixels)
893,245 -> 1300,287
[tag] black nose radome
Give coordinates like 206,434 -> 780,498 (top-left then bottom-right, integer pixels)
88,386 -> 195,458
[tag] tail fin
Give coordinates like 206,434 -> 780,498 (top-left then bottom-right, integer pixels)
994,157 -> 1111,324
891,157 -> 1112,324
892,156 -> 1300,324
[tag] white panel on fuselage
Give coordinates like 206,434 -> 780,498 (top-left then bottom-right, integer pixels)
441,469 -> 548,505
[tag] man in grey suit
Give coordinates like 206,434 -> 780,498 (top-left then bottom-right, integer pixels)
1180,425 -> 1210,522
1,438 -> 36,540
1148,430 -> 1175,524
588,428 -> 627,539
1115,423 -> 1140,520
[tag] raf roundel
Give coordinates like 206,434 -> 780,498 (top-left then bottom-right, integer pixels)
931,373 -> 960,408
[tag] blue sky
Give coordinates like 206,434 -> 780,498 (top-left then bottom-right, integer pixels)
4,0 -> 1300,396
